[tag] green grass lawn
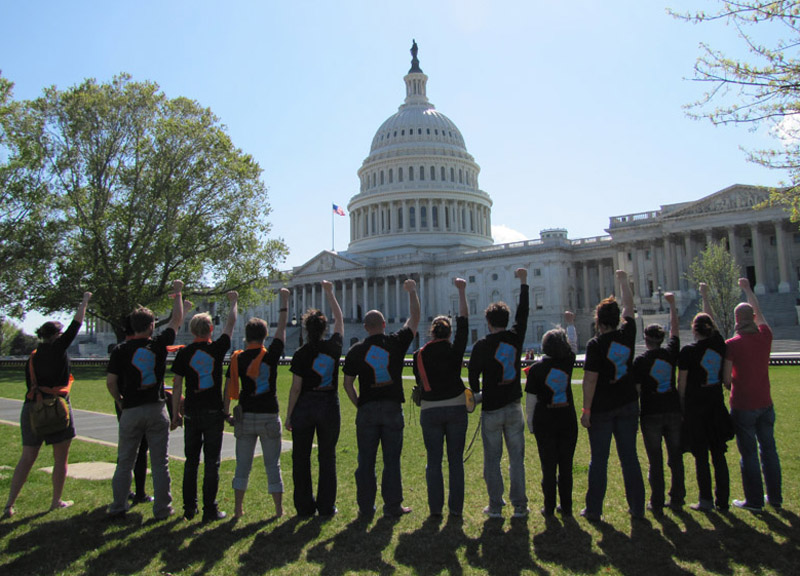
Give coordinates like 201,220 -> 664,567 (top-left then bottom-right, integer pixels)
1,364 -> 799,575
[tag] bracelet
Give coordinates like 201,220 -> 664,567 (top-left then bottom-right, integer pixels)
279,307 -> 288,312
581,408 -> 590,415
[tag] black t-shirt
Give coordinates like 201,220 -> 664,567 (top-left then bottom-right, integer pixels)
343,327 -> 414,406
678,332 -> 726,409
25,320 -> 81,401
634,335 -> 681,416
226,338 -> 284,413
525,352 -> 577,432
290,332 -> 343,394
413,316 -> 468,402
107,328 -> 176,408
171,334 -> 231,411
584,316 -> 637,413
468,286 -> 529,411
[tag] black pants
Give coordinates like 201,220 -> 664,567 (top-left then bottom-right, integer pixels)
533,413 -> 578,514
183,408 -> 225,516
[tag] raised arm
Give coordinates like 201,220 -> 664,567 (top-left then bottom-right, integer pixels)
323,280 -> 344,336
698,282 -> 712,319
222,291 -> 239,338
403,278 -> 420,335
167,280 -> 185,332
665,292 -> 678,338
455,277 -> 467,317
274,288 -> 290,343
616,270 -> 634,319
74,292 -> 92,325
564,310 -> 577,353
739,277 -> 768,328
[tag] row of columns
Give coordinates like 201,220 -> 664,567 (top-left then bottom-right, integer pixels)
350,199 -> 491,240
574,221 -> 793,310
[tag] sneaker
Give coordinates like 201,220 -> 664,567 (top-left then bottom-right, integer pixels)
132,494 -> 154,504
202,510 -> 227,522
540,508 -> 555,517
579,508 -> 601,522
184,508 -> 198,521
50,500 -> 74,511
556,505 -> 572,517
732,499 -> 763,512
512,506 -> 530,518
482,506 -> 503,519
689,501 -> 714,512
155,506 -> 175,521
384,506 -> 412,517
3,505 -> 15,518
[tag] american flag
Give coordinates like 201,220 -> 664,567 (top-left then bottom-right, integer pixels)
332,204 -> 345,216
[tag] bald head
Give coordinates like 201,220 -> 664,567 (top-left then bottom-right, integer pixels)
364,310 -> 386,335
734,302 -> 758,334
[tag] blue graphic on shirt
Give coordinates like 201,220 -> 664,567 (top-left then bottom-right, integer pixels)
700,349 -> 722,387
650,359 -> 673,394
607,342 -> 631,382
132,348 -> 157,389
365,345 -> 392,387
190,350 -> 215,391
494,342 -> 517,384
545,368 -> 569,406
248,360 -> 271,396
312,354 -> 335,389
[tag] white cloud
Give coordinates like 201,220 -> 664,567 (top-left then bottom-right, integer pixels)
492,225 -> 528,245
772,113 -> 800,148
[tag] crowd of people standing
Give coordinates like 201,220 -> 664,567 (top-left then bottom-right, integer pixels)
3,271 -> 784,525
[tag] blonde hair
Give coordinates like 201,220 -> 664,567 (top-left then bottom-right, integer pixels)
189,312 -> 213,337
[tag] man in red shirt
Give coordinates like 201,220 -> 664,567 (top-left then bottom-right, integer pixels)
723,278 -> 782,512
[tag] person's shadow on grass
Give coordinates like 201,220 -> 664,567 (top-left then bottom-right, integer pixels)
238,514 -> 322,574
305,514 -> 397,576
395,514 -> 468,575
463,515 -> 546,576
532,514 -> 604,573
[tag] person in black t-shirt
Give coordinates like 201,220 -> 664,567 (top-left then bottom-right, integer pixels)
580,269 -> 645,521
106,280 -> 185,520
285,280 -> 344,517
4,292 -> 91,518
678,282 -> 731,512
468,268 -> 529,519
525,311 -> 578,517
343,278 -> 420,519
413,277 -> 469,518
224,288 -> 289,519
633,291 -> 685,513
171,290 -> 237,522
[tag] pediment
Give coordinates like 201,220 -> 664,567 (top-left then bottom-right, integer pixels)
663,184 -> 771,219
291,250 -> 365,276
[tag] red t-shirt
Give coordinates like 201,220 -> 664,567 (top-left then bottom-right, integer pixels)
726,324 -> 772,411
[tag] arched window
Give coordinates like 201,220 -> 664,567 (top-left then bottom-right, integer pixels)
409,167 -> 414,181
388,168 -> 393,184
432,206 -> 439,228
409,207 -> 416,229
397,207 -> 404,229
421,206 -> 427,228
459,169 -> 463,184
371,212 -> 376,235
398,167 -> 403,182
372,173 -> 376,187
419,166 -> 425,180
440,166 -> 445,180
430,166 -> 435,180
380,171 -> 384,185
450,167 -> 455,182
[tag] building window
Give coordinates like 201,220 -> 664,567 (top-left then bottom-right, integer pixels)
491,273 -> 498,281
533,268 -> 542,277
380,171 -> 384,185
469,299 -> 477,315
398,167 -> 403,182
441,166 -> 446,180
409,167 -> 414,181
419,166 -> 425,180
770,235 -> 776,246
371,173 -> 376,187
445,206 -> 450,228
388,169 -> 393,183
397,208 -> 403,229
459,169 -> 463,184
450,167 -> 455,182
535,291 -> 544,310
432,206 -> 438,228
627,252 -> 632,261
409,207 -> 416,228
430,166 -> 435,180
468,275 -> 476,283
645,250 -> 651,260
371,212 -> 376,235
426,128 -> 430,134
421,206 -> 427,228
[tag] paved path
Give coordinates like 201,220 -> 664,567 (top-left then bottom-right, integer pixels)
0,398 -> 292,461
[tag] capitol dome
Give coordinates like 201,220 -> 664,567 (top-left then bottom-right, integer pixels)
346,41 -> 493,256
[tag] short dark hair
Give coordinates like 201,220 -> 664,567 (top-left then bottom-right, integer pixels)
36,321 -> 63,341
644,323 -> 665,346
245,317 -> 268,342
594,296 -> 620,330
541,328 -> 571,360
692,313 -> 716,339
302,309 -> 327,343
485,302 -> 510,329
130,307 -> 156,334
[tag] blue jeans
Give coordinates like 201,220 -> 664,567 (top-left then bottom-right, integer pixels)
481,400 -> 527,511
291,392 -> 341,516
183,408 -> 225,516
585,400 -> 645,517
110,402 -> 172,517
233,412 -> 283,493
731,405 -> 782,507
641,411 -> 685,508
355,400 -> 405,515
420,405 -> 468,515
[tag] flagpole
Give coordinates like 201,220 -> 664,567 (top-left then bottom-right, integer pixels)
332,206 -> 335,251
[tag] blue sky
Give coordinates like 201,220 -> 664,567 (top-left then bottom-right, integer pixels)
1,0 -> 784,333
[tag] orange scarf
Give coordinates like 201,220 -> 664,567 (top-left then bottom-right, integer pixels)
25,349 -> 74,400
228,343 -> 267,400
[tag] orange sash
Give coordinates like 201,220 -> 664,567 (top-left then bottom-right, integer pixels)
25,349 -> 74,401
228,344 -> 267,400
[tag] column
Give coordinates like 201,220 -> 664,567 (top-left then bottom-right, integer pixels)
395,276 -> 401,320
419,273 -> 425,320
751,225 -> 767,295
389,201 -> 394,233
402,201 -> 408,232
351,279 -> 358,321
598,261 -> 606,300
581,263 -> 590,310
383,277 -> 389,320
373,278 -> 379,311
629,245 -> 641,299
311,283 -> 316,311
665,236 -> 678,291
341,280 -> 347,319
774,221 -> 791,293
363,276 -> 368,314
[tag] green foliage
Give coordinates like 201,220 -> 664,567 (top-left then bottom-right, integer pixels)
686,240 -> 740,337
8,331 -> 37,355
0,317 -> 21,355
672,1 -> 800,220
0,73 -> 288,338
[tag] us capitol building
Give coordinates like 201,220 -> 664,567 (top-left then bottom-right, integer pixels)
90,43 -> 800,354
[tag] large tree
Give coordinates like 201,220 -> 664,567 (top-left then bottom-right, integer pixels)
4,74 -> 287,339
673,1 -> 800,219
686,241 -> 741,337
